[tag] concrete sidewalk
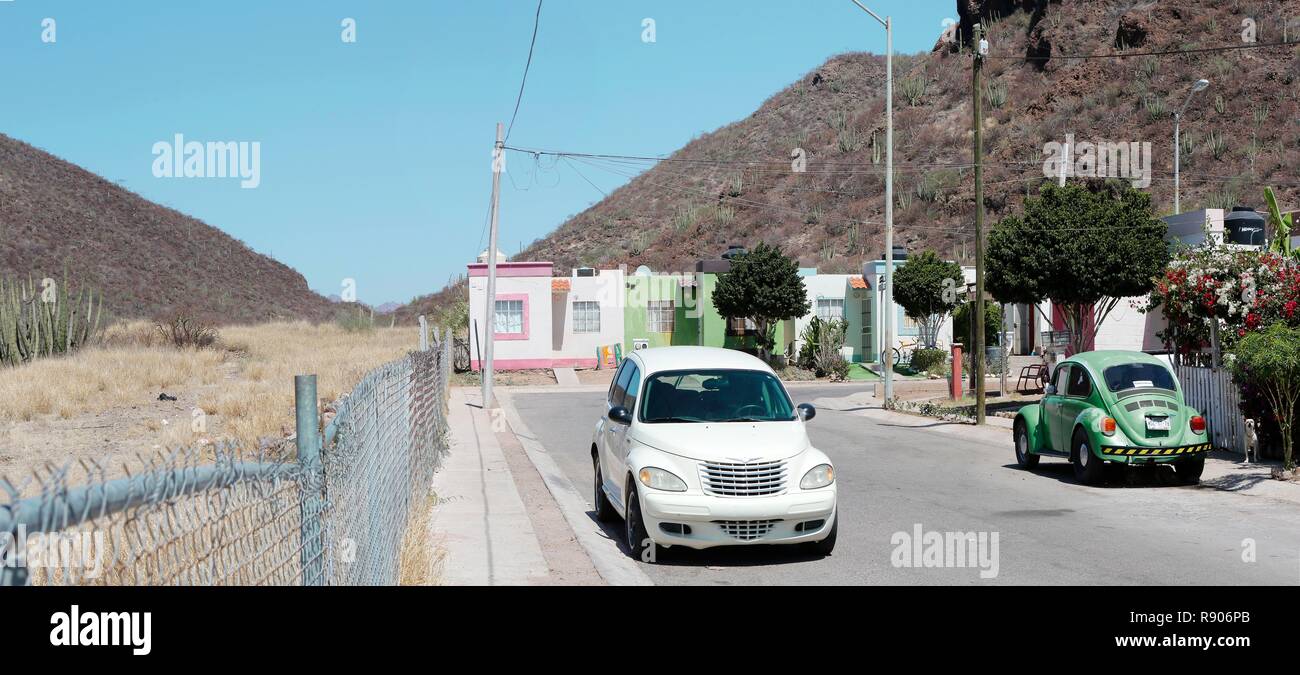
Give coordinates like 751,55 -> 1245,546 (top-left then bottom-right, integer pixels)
429,388 -> 551,585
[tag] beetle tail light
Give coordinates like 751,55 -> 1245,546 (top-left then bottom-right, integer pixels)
1102,417 -> 1116,435
1190,416 -> 1206,433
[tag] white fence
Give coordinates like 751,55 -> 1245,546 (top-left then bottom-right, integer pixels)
1174,364 -> 1246,456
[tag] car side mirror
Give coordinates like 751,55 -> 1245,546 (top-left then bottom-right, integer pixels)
797,403 -> 817,422
1044,384 -> 1057,396
608,406 -> 633,425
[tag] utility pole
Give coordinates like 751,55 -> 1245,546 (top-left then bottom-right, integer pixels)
849,1 -> 894,403
483,122 -> 504,409
973,24 -> 987,425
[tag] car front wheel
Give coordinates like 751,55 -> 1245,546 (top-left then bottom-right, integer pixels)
1072,428 -> 1106,486
1014,420 -> 1040,469
625,485 -> 661,563
807,513 -> 837,556
593,454 -> 616,522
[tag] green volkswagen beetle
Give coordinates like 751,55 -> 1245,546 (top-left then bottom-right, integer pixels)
1013,351 -> 1211,485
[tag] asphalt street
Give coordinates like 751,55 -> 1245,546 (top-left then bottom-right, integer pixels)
511,385 -> 1300,585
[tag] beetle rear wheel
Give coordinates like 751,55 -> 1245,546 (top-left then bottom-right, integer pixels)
1072,428 -> 1106,486
1174,455 -> 1205,485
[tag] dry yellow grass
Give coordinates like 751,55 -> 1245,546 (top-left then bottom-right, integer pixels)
0,321 -> 417,451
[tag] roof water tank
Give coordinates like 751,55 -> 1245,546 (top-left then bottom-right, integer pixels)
1224,207 -> 1266,246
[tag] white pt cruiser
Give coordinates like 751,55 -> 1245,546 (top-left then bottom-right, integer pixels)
591,346 -> 837,561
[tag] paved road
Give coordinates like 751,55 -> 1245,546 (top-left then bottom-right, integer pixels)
510,385 -> 1300,585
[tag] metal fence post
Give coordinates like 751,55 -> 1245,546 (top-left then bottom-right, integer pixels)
296,374 -> 325,586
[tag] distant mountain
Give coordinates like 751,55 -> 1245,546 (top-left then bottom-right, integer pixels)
511,0 -> 1299,275
0,133 -> 334,324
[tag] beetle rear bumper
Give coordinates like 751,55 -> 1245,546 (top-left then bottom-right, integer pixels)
1100,443 -> 1211,463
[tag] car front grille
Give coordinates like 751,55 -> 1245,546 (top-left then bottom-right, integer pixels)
698,460 -> 788,497
715,519 -> 781,541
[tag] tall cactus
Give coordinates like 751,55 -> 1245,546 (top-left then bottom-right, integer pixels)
0,271 -> 103,367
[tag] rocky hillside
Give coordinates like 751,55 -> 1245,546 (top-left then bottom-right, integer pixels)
511,0 -> 1300,276
0,134 -> 334,323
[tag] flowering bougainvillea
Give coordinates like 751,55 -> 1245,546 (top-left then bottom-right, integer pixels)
1146,242 -> 1300,355
1148,240 -> 1300,458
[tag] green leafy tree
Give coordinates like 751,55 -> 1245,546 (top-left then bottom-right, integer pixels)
1231,323 -> 1300,470
893,250 -> 964,348
987,183 -> 1169,355
712,241 -> 810,360
953,300 -> 1003,350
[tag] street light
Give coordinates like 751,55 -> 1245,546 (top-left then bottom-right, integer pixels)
1173,78 -> 1210,215
848,0 -> 895,402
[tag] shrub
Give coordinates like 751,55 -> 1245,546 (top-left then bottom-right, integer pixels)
334,306 -> 377,334
1231,323 -> 1300,470
910,348 -> 947,374
156,313 -> 219,349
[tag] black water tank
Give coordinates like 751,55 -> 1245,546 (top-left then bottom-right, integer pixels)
1224,207 -> 1266,246
886,245 -> 907,261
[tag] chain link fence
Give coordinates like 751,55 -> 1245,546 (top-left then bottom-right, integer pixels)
0,325 -> 452,586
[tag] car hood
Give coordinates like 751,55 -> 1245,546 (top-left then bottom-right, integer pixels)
632,421 -> 811,462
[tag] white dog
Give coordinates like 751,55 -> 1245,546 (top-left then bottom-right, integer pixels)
1243,418 -> 1258,464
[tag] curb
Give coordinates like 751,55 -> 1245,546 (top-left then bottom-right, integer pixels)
493,390 -> 654,587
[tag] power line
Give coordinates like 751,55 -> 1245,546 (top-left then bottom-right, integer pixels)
505,0 -> 544,141
986,39 -> 1298,61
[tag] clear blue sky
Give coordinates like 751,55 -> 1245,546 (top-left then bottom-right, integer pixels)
0,1 -> 951,305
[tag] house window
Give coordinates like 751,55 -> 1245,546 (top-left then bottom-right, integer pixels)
573,301 -> 600,333
495,299 -> 524,335
647,300 -> 675,333
728,316 -> 756,335
902,314 -> 920,333
816,298 -> 845,322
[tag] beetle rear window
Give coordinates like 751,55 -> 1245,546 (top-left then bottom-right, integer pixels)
1103,363 -> 1176,392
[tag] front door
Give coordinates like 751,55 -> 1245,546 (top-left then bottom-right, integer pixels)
1044,364 -> 1072,451
1060,363 -> 1096,449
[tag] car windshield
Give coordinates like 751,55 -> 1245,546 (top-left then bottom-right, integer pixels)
1103,363 -> 1177,392
639,369 -> 795,423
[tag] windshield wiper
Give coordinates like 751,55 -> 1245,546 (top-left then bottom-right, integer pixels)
644,417 -> 701,423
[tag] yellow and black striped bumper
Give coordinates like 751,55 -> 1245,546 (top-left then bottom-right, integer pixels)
1101,444 -> 1212,457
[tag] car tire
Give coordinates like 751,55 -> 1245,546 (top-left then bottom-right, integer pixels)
1072,428 -> 1106,486
808,513 -> 838,557
1014,420 -> 1040,469
625,485 -> 661,564
1174,455 -> 1205,485
592,455 -> 616,523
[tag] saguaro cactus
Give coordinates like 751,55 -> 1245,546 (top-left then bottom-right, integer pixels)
0,272 -> 102,367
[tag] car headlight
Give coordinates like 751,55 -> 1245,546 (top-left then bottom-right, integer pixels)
638,467 -> 687,492
800,464 -> 835,490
